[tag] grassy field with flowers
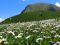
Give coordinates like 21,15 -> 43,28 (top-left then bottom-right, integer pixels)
0,19 -> 60,45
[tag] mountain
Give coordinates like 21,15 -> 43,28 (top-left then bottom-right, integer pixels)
1,3 -> 60,24
22,3 -> 60,12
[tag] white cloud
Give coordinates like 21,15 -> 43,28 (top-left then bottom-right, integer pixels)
0,18 -> 4,22
55,2 -> 60,7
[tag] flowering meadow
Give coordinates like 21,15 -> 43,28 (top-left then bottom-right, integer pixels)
0,19 -> 60,45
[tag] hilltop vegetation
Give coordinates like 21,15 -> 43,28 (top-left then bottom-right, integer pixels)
2,10 -> 60,24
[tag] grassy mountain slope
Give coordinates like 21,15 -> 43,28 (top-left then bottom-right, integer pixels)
23,3 -> 60,12
1,3 -> 60,24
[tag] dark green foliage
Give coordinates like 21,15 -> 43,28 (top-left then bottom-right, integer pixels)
1,10 -> 60,24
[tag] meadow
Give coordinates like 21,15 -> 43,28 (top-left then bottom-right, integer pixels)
0,19 -> 60,45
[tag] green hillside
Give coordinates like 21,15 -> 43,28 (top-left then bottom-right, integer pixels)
1,3 -> 60,24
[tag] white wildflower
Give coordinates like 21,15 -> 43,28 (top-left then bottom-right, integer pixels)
4,41 -> 9,44
33,30 -> 39,33
53,27 -> 56,29
42,24 -> 47,28
0,36 -> 3,38
15,35 -> 22,39
58,35 -> 60,37
51,28 -> 54,30
56,42 -> 60,44
0,39 -> 3,43
54,34 -> 60,38
0,32 -> 5,34
7,31 -> 15,36
27,23 -> 36,28
43,36 -> 51,38
41,32 -> 45,34
53,42 -> 60,45
26,35 -> 31,39
51,30 -> 56,33
46,36 -> 51,38
56,28 -> 59,30
18,33 -> 23,36
36,38 -> 43,42
30,29 -> 33,31
2,38 -> 7,41
0,38 -> 7,43
15,33 -> 23,38
56,25 -> 60,28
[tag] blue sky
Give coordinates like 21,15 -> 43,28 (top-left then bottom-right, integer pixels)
0,0 -> 60,20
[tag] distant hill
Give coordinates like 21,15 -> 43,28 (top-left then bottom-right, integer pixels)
23,3 -> 60,12
1,3 -> 60,24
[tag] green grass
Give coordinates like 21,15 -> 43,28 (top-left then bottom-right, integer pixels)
0,26 -> 6,31
0,20 -> 60,45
